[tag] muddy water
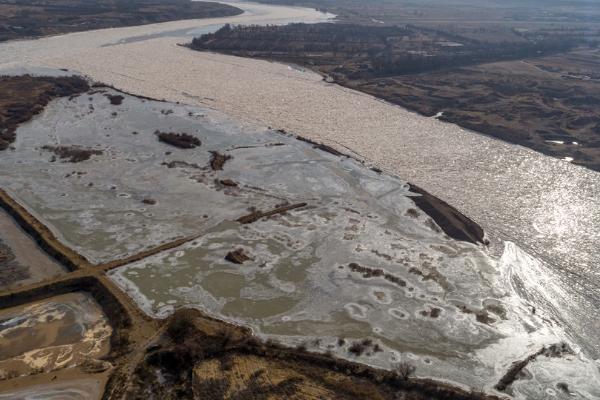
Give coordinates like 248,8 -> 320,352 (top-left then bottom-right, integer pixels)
0,209 -> 65,290
0,293 -> 111,378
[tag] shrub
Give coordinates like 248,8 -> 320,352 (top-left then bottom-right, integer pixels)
394,362 -> 416,380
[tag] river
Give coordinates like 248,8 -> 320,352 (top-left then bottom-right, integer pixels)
0,0 -> 598,391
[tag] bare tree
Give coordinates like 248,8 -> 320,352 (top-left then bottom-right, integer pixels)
394,362 -> 416,381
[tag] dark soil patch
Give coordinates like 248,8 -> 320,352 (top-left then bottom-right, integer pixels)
42,145 -> 103,163
408,184 -> 484,244
157,132 -> 201,149
225,249 -> 250,264
347,262 -> 407,288
162,160 -> 203,169
237,203 -> 307,224
209,151 -> 232,170
420,307 -> 442,319
105,94 -> 124,105
219,179 -> 238,187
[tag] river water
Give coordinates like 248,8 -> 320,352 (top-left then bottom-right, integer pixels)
0,0 -> 598,395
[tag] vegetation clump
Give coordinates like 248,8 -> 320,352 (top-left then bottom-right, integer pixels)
225,248 -> 251,264
395,362 -> 417,381
0,75 -> 89,151
209,151 -> 232,170
219,179 -> 238,187
237,203 -> 308,224
42,145 -> 103,163
348,338 -> 383,356
105,94 -> 124,105
157,131 -> 201,149
347,262 -> 407,287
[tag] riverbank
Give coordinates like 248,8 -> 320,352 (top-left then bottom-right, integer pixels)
0,0 -> 242,43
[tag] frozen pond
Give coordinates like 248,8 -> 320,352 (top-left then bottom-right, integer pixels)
0,292 -> 111,378
0,86 -> 597,398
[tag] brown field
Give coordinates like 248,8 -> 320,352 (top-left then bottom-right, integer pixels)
352,50 -> 600,171
124,309 -> 505,400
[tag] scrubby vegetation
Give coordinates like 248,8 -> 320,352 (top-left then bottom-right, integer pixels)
237,202 -> 308,224
0,75 -> 89,151
225,249 -> 250,264
347,338 -> 383,356
495,342 -> 574,391
191,23 -> 580,77
156,131 -> 201,149
42,145 -> 103,163
346,262 -> 407,287
126,309 -> 506,400
105,94 -> 124,105
209,151 -> 232,170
